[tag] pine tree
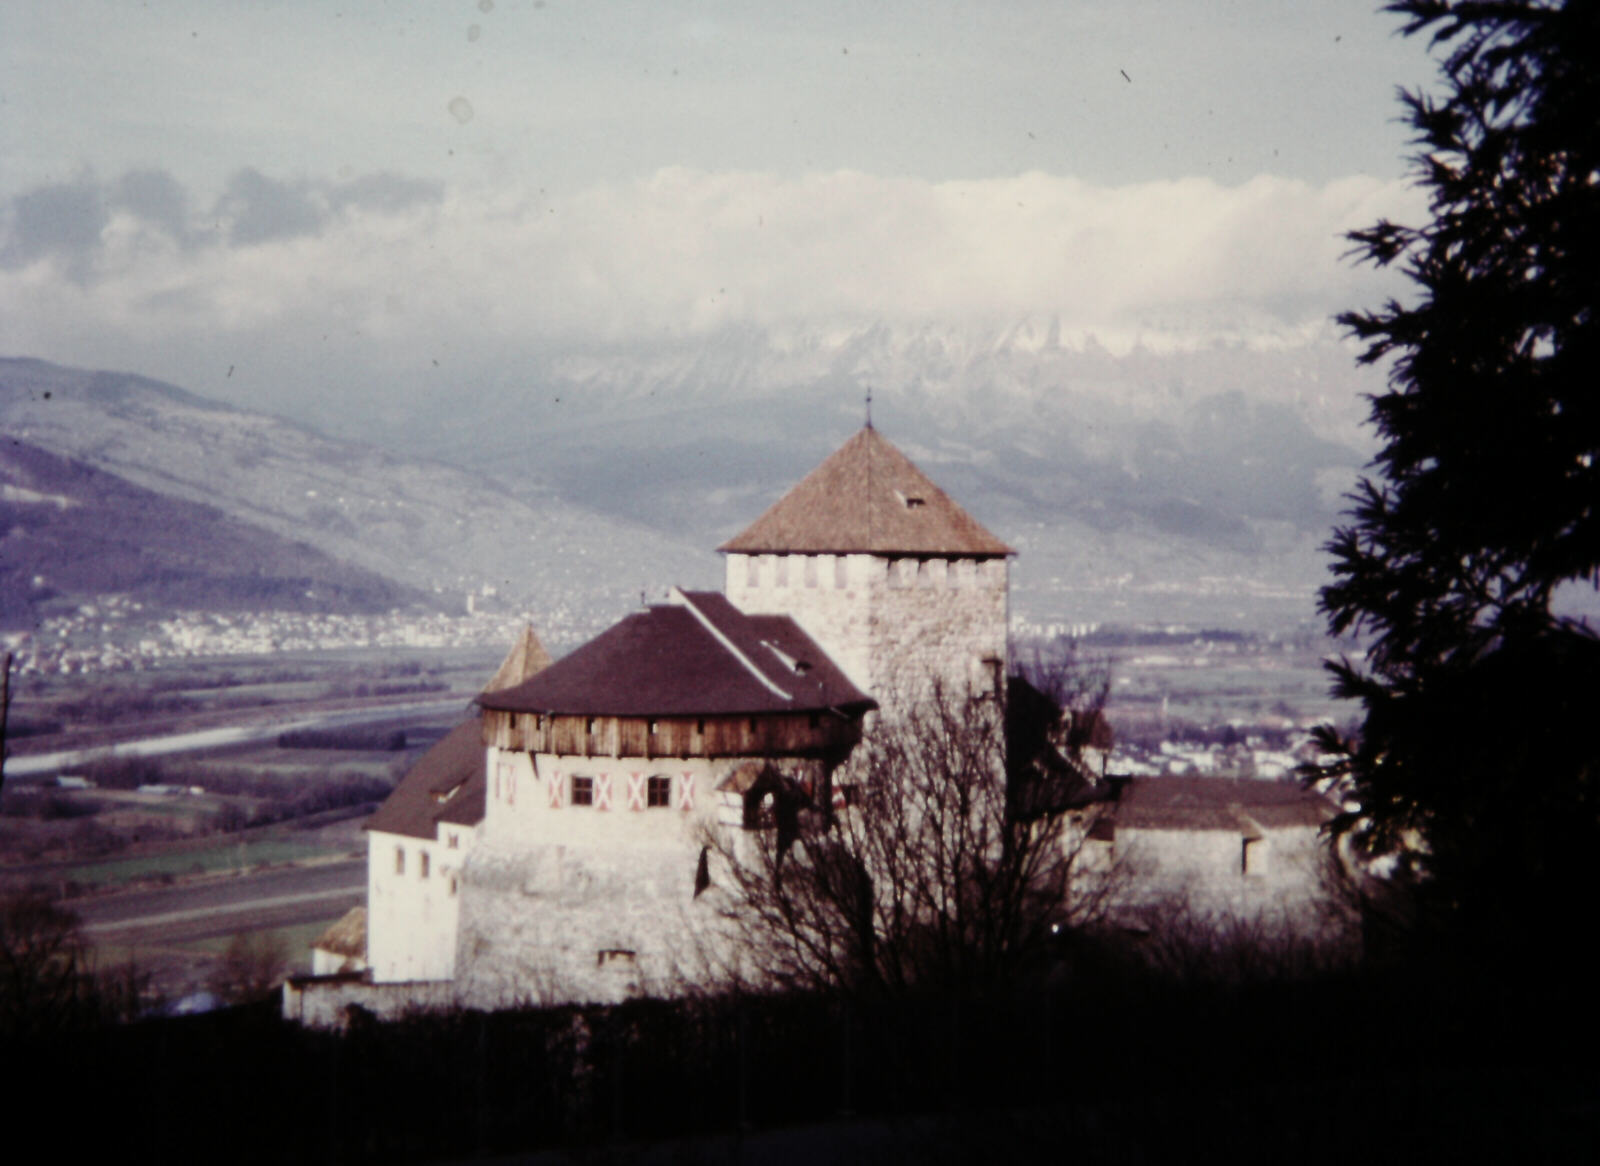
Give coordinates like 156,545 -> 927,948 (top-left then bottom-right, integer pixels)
1321,0 -> 1599,950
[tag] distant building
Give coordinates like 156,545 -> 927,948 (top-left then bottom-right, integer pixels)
1079,776 -> 1346,937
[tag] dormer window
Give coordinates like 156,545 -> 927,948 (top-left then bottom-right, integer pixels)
763,640 -> 812,675
895,489 -> 926,509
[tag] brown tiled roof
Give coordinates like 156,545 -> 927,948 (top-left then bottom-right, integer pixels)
483,623 -> 554,694
478,590 -> 875,717
1110,776 -> 1335,833
718,426 -> 1013,556
365,720 -> 486,840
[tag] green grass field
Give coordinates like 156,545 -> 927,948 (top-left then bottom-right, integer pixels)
57,837 -> 349,888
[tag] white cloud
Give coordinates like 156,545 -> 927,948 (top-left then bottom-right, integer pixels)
2,167 -> 1421,368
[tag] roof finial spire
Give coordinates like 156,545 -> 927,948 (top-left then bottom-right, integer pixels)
865,386 -> 873,430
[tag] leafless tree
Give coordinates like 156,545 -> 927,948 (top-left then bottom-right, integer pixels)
0,892 -> 146,1036
708,675 -> 1125,1000
208,931 -> 290,1004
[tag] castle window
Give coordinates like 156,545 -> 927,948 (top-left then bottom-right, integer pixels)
395,846 -> 405,875
420,852 -> 430,879
447,876 -> 458,897
834,555 -> 848,588
647,775 -> 672,807
804,556 -> 818,587
571,776 -> 594,806
649,719 -> 659,735
696,719 -> 706,735
447,832 -> 459,849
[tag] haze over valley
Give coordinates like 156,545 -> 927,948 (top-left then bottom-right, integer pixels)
2,339 -> 1374,655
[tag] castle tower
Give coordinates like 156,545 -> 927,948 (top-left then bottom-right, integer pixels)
720,426 -> 1013,723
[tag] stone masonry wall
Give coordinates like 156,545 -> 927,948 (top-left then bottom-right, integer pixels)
868,557 -> 1008,723
452,747 -> 751,1007
725,552 -> 876,692
725,552 -> 1009,727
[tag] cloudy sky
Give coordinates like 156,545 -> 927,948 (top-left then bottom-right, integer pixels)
1,1 -> 1437,430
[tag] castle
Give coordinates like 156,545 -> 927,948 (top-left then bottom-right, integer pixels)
288,425 -> 1347,1024
291,425 -> 1017,1017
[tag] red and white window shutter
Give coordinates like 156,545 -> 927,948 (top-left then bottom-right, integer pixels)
595,772 -> 613,811
627,772 -> 646,811
547,769 -> 564,809
678,771 -> 696,811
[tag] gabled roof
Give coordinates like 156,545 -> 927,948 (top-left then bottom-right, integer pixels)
365,720 -> 486,840
367,631 -> 553,839
478,590 -> 875,718
718,426 -> 1013,557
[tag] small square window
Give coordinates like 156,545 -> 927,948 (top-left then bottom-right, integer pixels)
420,851 -> 430,879
647,776 -> 672,807
395,846 -> 405,875
571,776 -> 594,806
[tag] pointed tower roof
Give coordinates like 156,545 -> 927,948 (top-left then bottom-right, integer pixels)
718,427 -> 1013,557
482,623 -> 553,694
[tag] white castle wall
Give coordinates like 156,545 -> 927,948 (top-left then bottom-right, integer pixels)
1098,822 -> 1350,942
366,820 -> 477,983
